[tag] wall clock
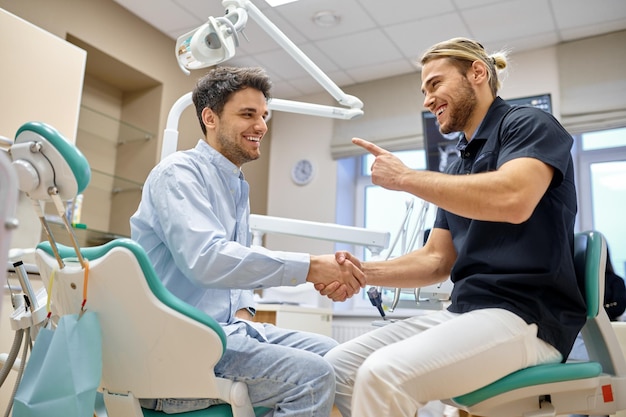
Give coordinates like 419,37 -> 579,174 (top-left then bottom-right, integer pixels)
291,158 -> 315,186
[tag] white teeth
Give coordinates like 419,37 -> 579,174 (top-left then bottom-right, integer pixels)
246,137 -> 260,142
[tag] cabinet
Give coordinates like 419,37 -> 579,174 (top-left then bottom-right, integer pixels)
252,304 -> 333,337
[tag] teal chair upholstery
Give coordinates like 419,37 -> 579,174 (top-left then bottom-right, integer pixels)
443,231 -> 626,417
11,121 -> 90,202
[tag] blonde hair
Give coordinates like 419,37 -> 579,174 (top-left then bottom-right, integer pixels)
420,38 -> 508,97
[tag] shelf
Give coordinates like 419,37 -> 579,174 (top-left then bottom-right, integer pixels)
90,168 -> 142,194
41,218 -> 128,247
78,105 -> 154,145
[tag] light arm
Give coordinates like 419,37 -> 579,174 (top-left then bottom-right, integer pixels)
174,0 -> 363,121
236,0 -> 362,109
249,214 -> 390,258
162,92 -> 192,161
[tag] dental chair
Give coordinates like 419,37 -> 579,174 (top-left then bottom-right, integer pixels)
9,121 -> 270,417
443,230 -> 626,417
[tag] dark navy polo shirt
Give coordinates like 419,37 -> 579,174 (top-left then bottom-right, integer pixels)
435,97 -> 585,360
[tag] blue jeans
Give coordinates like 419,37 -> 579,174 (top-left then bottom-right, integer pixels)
140,323 -> 338,416
567,332 -> 588,361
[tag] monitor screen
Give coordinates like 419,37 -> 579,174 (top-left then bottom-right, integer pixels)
422,111 -> 461,173
506,94 -> 552,113
422,93 -> 552,172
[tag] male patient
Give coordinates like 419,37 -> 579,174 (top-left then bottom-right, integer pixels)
131,66 -> 364,416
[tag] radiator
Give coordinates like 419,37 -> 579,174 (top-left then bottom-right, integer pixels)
332,321 -> 375,343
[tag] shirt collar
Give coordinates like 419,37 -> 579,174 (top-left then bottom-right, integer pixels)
196,139 -> 244,179
472,97 -> 510,140
457,96 -> 510,152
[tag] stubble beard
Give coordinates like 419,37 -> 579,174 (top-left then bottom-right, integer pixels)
216,131 -> 259,167
440,76 -> 476,135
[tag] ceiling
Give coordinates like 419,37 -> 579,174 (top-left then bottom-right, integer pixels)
113,0 -> 626,100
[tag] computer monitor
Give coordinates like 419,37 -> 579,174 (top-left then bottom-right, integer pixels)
506,93 -> 552,113
422,93 -> 552,172
422,111 -> 461,173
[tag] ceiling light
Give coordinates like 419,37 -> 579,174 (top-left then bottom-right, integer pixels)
264,0 -> 300,6
313,10 -> 341,27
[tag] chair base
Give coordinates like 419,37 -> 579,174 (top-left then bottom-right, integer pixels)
142,404 -> 271,417
445,375 -> 626,417
103,391 -> 271,417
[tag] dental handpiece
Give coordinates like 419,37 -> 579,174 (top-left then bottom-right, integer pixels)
367,287 -> 386,320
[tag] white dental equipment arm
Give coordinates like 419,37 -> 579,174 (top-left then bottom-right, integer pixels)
162,92 -> 193,161
174,0 -> 363,116
249,214 -> 390,258
164,0 -> 366,159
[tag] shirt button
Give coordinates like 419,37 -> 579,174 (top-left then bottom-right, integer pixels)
291,278 -> 297,285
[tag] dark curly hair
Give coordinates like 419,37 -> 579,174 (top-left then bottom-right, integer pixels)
192,66 -> 272,135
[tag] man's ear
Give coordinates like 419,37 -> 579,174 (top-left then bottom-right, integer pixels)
202,107 -> 217,131
469,60 -> 488,84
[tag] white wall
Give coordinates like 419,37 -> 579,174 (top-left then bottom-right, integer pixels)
0,9 -> 85,142
262,93 -> 338,308
0,9 -> 87,263
264,92 -> 338,256
499,46 -> 561,119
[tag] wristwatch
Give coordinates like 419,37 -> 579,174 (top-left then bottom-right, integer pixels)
244,307 -> 256,318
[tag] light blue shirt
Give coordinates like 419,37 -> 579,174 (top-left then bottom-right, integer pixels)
130,139 -> 309,335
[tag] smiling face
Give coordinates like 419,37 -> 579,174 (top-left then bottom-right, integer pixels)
421,58 -> 479,136
202,87 -> 269,167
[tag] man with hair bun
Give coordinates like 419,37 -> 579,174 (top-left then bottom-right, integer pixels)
323,37 -> 584,417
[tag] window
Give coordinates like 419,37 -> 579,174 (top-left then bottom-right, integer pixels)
581,127 -> 626,151
575,126 -> 626,277
335,149 -> 443,315
356,150 -> 436,260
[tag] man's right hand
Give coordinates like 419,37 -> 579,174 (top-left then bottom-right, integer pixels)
352,137 -> 412,191
306,253 -> 365,301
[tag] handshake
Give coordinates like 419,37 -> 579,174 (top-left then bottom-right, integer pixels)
306,252 -> 365,302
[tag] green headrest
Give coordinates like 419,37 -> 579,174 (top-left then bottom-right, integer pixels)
16,121 -> 91,194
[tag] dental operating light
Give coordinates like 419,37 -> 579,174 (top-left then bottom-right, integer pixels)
174,0 -> 364,121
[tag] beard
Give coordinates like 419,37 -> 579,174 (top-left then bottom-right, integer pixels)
215,131 -> 259,167
440,76 -> 476,135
